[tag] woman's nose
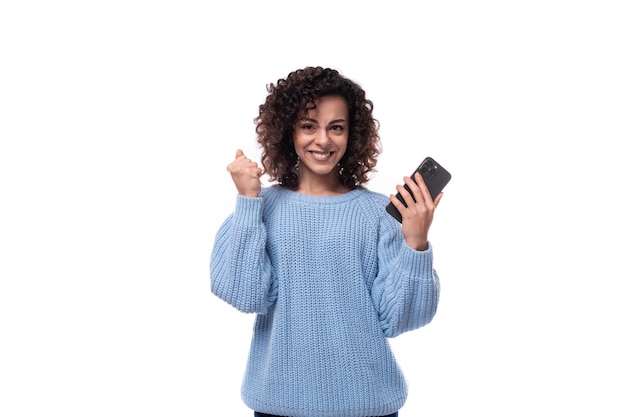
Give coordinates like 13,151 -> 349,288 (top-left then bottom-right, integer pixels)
315,130 -> 330,145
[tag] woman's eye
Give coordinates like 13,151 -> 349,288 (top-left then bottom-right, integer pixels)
330,125 -> 344,131
301,124 -> 314,130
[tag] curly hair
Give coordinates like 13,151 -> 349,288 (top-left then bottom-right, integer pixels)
255,67 -> 381,189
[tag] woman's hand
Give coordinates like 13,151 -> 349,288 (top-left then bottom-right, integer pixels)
227,149 -> 262,198
389,173 -> 443,251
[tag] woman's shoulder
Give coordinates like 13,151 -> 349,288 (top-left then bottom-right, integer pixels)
259,185 -> 279,198
258,185 -> 291,213
349,187 -> 393,223
354,187 -> 389,205
259,184 -> 294,201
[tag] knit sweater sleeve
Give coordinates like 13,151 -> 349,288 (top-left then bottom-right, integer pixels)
370,213 -> 441,338
210,194 -> 276,314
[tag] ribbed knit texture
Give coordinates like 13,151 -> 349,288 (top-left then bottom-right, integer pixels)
210,186 -> 440,417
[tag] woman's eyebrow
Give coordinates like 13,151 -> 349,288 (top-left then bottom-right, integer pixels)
299,117 -> 346,124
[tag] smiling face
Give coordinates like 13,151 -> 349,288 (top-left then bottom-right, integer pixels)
293,95 -> 349,193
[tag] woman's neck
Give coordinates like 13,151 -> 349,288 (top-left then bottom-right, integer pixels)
293,174 -> 351,196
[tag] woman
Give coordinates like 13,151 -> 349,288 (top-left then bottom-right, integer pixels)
210,66 -> 443,417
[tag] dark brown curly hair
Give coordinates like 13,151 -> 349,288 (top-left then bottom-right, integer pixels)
255,67 -> 381,189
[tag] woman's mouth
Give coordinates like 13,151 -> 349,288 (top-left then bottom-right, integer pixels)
310,151 -> 332,160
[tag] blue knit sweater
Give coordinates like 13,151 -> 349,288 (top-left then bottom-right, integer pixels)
210,186 -> 440,417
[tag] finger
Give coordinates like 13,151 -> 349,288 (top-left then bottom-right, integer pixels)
395,181 -> 415,208
403,176 -> 424,205
412,172 -> 433,203
227,155 -> 249,174
433,192 -> 443,208
230,163 -> 256,176
389,193 -> 407,216
235,149 -> 244,158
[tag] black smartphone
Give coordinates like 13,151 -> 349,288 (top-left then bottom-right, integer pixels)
386,156 -> 452,223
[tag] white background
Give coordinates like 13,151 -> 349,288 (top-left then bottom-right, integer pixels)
1,1 -> 625,416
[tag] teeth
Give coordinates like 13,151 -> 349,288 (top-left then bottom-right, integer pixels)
312,152 -> 331,159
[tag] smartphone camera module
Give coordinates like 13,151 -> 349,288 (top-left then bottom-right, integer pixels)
419,160 -> 437,179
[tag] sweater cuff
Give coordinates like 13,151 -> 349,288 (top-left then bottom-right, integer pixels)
400,241 -> 433,275
234,194 -> 263,226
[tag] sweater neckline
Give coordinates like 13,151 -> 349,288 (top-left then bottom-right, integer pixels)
271,185 -> 365,204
